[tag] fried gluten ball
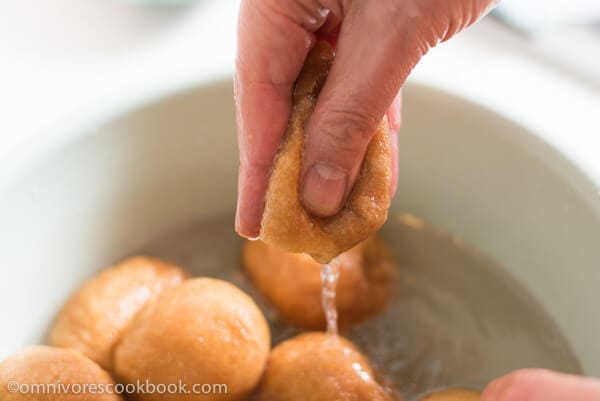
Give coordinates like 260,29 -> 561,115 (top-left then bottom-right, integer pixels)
259,40 -> 393,263
256,332 -> 394,401
243,235 -> 396,330
113,278 -> 270,401
419,388 -> 481,401
49,257 -> 188,371
0,345 -> 123,401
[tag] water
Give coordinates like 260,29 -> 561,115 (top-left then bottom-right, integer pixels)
134,213 -> 581,400
320,259 -> 341,336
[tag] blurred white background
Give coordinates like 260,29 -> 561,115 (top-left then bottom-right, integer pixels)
0,0 -> 598,181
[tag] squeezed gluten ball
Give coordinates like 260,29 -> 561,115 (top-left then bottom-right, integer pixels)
259,41 -> 393,263
113,278 -> 270,401
0,345 -> 123,401
256,332 -> 394,401
49,257 -> 188,370
243,235 -> 396,329
419,388 -> 480,401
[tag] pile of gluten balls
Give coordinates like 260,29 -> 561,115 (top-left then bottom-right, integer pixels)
0,237 -> 479,401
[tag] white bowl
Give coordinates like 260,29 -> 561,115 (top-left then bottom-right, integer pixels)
0,80 -> 598,377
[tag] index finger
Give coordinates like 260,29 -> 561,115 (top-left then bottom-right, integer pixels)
235,0 -> 325,238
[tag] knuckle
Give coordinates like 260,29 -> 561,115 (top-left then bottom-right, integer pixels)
511,369 -> 547,384
316,106 -> 377,156
240,156 -> 273,176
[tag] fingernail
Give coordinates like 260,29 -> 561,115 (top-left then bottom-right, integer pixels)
318,7 -> 330,18
235,192 -> 261,239
302,163 -> 348,217
235,220 -> 260,240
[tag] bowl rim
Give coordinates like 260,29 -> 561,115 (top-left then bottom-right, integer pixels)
0,76 -> 597,218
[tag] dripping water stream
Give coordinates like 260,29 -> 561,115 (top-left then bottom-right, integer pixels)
321,258 -> 340,336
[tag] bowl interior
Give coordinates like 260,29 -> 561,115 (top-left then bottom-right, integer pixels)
0,80 -> 598,375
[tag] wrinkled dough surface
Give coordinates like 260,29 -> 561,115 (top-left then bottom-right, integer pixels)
260,41 -> 392,263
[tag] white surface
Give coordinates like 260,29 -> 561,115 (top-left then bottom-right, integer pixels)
496,0 -> 600,28
0,0 -> 599,187
496,0 -> 600,88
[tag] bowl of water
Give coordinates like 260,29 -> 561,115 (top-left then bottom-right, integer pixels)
0,80 -> 598,398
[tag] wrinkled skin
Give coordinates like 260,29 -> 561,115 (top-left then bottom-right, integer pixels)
235,0 -> 497,237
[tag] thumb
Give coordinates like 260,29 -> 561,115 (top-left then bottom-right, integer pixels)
300,12 -> 409,217
300,0 -> 497,217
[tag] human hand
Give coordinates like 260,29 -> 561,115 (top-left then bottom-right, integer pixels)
482,369 -> 600,401
235,0 -> 498,238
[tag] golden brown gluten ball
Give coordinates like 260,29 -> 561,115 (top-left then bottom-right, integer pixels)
49,257 -> 188,371
256,332 -> 394,401
259,40 -> 392,263
113,277 -> 270,401
0,345 -> 123,401
419,388 -> 481,401
243,235 -> 396,330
